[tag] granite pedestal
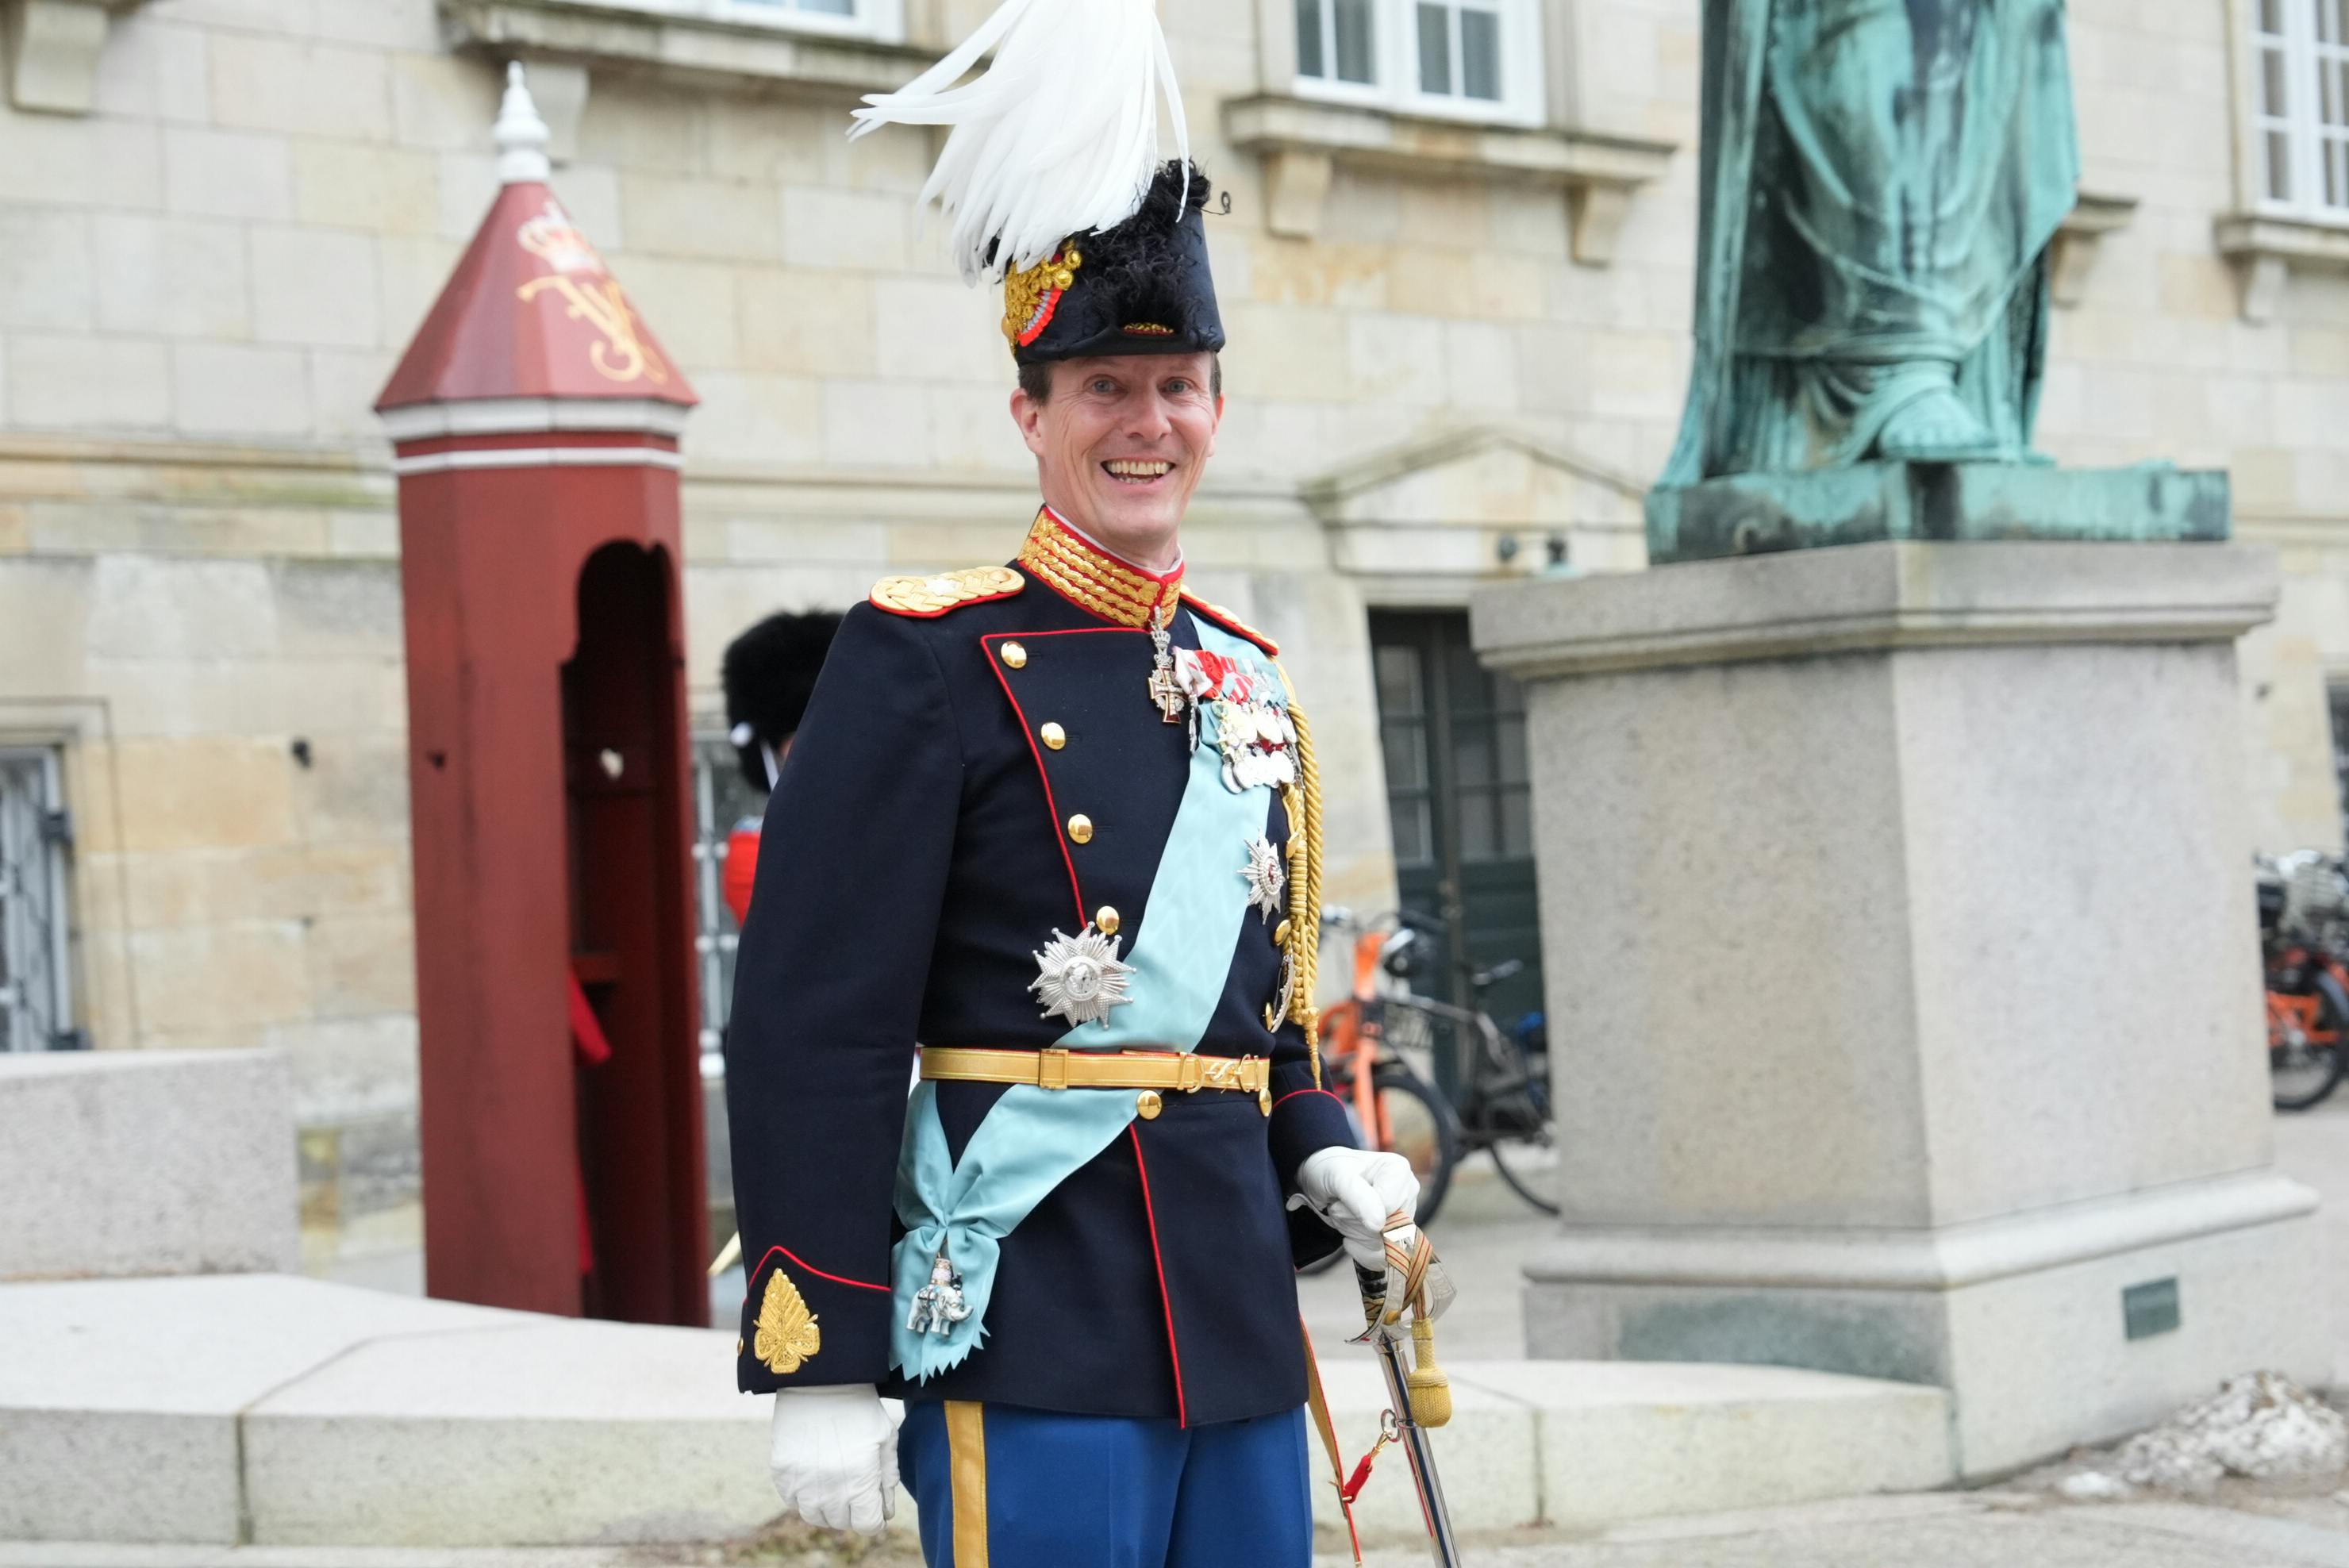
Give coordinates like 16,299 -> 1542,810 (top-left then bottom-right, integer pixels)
1472,539 -> 2327,1478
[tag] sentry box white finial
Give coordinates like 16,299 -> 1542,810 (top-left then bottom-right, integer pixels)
494,61 -> 552,185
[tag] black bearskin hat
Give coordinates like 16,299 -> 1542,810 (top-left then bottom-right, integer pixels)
1005,162 -> 1224,366
721,609 -> 842,794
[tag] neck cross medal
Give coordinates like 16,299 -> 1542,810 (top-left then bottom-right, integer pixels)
1147,600 -> 1187,724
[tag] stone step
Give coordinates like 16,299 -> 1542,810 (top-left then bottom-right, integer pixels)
0,1275 -> 1955,1548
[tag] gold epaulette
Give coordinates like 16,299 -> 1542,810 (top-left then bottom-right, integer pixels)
1180,591 -> 1278,655
869,565 -> 1025,618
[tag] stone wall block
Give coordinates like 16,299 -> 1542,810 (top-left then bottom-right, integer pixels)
0,555 -> 91,694
171,343 -> 313,437
872,276 -> 1006,385
251,226 -> 382,349
0,208 -> 94,330
779,186 -> 910,271
0,108 -> 161,208
291,138 -> 439,234
736,268 -> 875,376
619,174 -> 779,263
308,348 -> 398,440
92,213 -> 251,339
89,553 -> 279,662
207,34 -> 392,141
0,1050 -> 300,1281
90,14 -> 211,124
679,371 -> 823,465
305,911 -> 419,1018
286,734 -> 409,844
821,378 -> 932,468
112,736 -> 297,853
164,127 -> 295,222
128,921 -> 313,1034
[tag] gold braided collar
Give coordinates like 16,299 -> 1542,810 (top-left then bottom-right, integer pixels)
1015,508 -> 1184,629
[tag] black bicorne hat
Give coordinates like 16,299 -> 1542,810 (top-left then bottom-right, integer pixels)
1002,162 -> 1224,365
721,609 -> 842,794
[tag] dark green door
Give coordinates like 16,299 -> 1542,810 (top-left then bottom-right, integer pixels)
1369,610 -> 1546,1089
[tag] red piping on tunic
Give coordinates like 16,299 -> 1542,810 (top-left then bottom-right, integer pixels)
980,625 -> 1148,929
745,1243 -> 893,1298
1128,1124 -> 1189,1428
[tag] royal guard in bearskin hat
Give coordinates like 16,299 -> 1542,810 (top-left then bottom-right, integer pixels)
718,610 -> 842,926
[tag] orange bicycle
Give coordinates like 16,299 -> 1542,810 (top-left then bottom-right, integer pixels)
1313,909 -> 1462,1236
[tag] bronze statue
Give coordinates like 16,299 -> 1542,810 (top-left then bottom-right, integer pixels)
1659,0 -> 2081,483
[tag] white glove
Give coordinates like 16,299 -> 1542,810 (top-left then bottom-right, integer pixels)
769,1385 -> 898,1535
1294,1146 -> 1421,1273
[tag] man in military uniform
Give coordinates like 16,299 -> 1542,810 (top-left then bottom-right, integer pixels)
724,2 -> 1424,1562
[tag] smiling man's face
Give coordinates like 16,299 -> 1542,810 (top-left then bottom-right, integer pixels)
1010,352 -> 1222,571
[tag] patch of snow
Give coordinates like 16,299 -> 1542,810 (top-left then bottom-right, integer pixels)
2111,1371 -> 2349,1493
2055,1471 -> 2133,1501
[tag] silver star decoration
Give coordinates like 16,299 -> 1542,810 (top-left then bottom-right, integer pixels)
1029,924 -> 1135,1028
1240,835 -> 1286,921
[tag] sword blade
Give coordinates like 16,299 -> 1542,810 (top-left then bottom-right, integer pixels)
1371,1324 -> 1464,1566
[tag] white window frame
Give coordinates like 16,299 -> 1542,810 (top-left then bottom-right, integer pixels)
542,0 -> 906,45
0,745 -> 75,1053
2251,0 -> 2349,224
1292,0 -> 1546,129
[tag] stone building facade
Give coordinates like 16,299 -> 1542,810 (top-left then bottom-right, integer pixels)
2,0 -> 2346,1277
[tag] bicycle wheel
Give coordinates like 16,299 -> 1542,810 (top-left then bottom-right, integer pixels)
1486,1136 -> 1560,1216
1371,1066 -> 1458,1228
2272,986 -> 2348,1111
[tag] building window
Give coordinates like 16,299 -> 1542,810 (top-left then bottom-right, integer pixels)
2252,0 -> 2349,220
1294,0 -> 1543,123
549,0 -> 905,43
1367,611 -> 1544,1030
0,747 -> 75,1053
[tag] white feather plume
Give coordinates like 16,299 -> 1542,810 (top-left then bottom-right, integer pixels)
849,0 -> 1190,283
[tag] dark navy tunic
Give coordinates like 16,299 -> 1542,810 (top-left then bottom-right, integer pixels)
725,513 -> 1354,1427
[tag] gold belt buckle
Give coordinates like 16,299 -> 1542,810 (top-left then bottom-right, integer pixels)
1175,1055 -> 1205,1093
1037,1047 -> 1071,1090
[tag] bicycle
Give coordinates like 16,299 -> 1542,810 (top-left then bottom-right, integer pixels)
1306,909 -> 1558,1268
2259,850 -> 2349,1111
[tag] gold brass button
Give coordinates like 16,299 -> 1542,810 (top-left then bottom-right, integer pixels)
736,1336 -> 745,1355
1067,813 -> 1094,844
1272,918 -> 1292,947
1095,906 -> 1121,936
1000,640 -> 1028,669
1136,1090 -> 1163,1120
1041,721 -> 1067,751
1259,1087 -> 1273,1116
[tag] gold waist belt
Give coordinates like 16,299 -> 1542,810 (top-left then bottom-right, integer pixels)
920,1047 -> 1271,1116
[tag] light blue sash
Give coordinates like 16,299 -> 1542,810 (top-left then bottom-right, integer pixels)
890,620 -> 1276,1380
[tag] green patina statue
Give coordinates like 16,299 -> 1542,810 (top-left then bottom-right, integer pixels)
1662,0 -> 2081,482
1647,0 -> 2227,563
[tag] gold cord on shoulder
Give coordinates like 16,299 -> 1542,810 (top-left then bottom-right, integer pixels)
1275,662 -> 1324,1082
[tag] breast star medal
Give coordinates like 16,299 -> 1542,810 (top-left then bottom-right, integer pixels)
1030,923 -> 1136,1028
753,1267 -> 821,1374
1240,835 -> 1286,921
1147,599 -> 1186,724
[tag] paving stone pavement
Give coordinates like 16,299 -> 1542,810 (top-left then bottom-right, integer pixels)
16,1493 -> 2349,1568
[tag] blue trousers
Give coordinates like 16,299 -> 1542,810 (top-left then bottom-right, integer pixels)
898,1399 -> 1313,1567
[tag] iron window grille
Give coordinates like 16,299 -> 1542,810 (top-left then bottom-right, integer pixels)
0,747 -> 75,1053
